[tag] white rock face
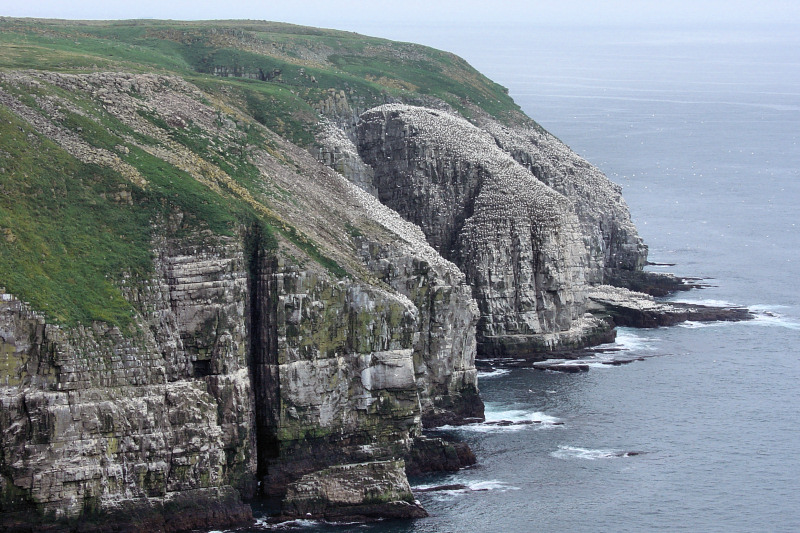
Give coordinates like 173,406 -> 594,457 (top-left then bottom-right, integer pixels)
357,104 -> 616,355
360,351 -> 416,391
282,459 -> 426,520
317,120 -> 378,196
479,117 -> 648,281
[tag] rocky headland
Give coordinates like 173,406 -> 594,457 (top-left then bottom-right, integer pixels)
0,18 -> 750,531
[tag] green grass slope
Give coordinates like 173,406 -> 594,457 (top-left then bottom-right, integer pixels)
0,17 -> 528,328
0,18 -> 526,138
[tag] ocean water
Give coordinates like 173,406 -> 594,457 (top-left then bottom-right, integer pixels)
243,24 -> 800,532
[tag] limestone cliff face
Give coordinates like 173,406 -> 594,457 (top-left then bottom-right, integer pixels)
0,233 -> 255,527
479,118 -> 648,282
348,191 -> 482,427
0,19 -> 717,529
0,71 -> 482,530
0,227 -> 474,527
356,104 -> 614,355
317,121 -> 378,196
252,258 -> 423,495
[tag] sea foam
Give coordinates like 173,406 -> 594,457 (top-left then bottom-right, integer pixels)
551,445 -> 640,460
477,368 -> 512,379
439,404 -> 562,433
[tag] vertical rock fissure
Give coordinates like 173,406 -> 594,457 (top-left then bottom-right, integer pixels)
246,227 -> 281,493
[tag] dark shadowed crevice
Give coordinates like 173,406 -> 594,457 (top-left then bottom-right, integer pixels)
245,225 -> 281,494
192,359 -> 212,378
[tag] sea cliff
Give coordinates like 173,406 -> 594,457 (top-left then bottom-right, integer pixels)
0,18 -> 745,531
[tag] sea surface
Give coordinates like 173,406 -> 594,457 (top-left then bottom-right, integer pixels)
238,24 -> 800,532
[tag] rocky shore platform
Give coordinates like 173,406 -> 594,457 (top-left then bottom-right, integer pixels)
588,284 -> 753,329
256,436 -> 476,525
604,268 -> 710,297
271,461 -> 428,523
475,277 -> 754,372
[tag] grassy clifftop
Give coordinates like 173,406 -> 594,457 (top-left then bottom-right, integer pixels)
0,18 -> 524,140
0,18 -> 525,328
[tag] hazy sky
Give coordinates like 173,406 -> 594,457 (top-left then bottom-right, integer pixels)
2,0 -> 799,31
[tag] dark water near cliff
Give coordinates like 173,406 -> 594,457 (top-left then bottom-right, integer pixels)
236,24 -> 800,532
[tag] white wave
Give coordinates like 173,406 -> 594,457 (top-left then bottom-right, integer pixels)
484,405 -> 559,424
584,361 -> 616,369
439,404 -> 562,433
413,479 -> 517,492
749,311 -> 800,331
467,480 -> 520,492
671,298 -> 739,307
414,479 -> 519,499
604,329 -> 657,352
551,445 -> 637,460
255,518 -> 324,530
678,320 -> 712,329
677,320 -> 738,330
477,368 -> 511,379
412,482 -> 447,491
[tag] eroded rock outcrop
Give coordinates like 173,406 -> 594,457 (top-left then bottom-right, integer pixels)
0,233 -> 256,531
478,118 -> 648,282
357,104 -> 612,355
0,19 -> 760,529
281,460 -> 427,522
588,285 -> 753,327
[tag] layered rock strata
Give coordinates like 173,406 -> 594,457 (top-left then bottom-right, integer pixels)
281,460 -> 427,522
404,436 -> 477,476
478,117 -> 648,282
0,44 -> 726,532
0,235 -> 256,531
0,72 -> 482,530
357,104 -> 615,356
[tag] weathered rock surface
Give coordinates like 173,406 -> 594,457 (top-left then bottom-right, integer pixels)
281,460 -> 427,522
604,269 -> 707,297
589,285 -> 754,328
315,118 -> 483,425
0,233 -> 257,532
404,436 -> 477,477
357,104 -> 618,355
0,39 -> 740,532
317,120 -> 378,196
477,117 -> 648,282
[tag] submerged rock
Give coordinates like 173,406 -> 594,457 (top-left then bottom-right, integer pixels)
413,483 -> 469,493
532,361 -> 591,373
